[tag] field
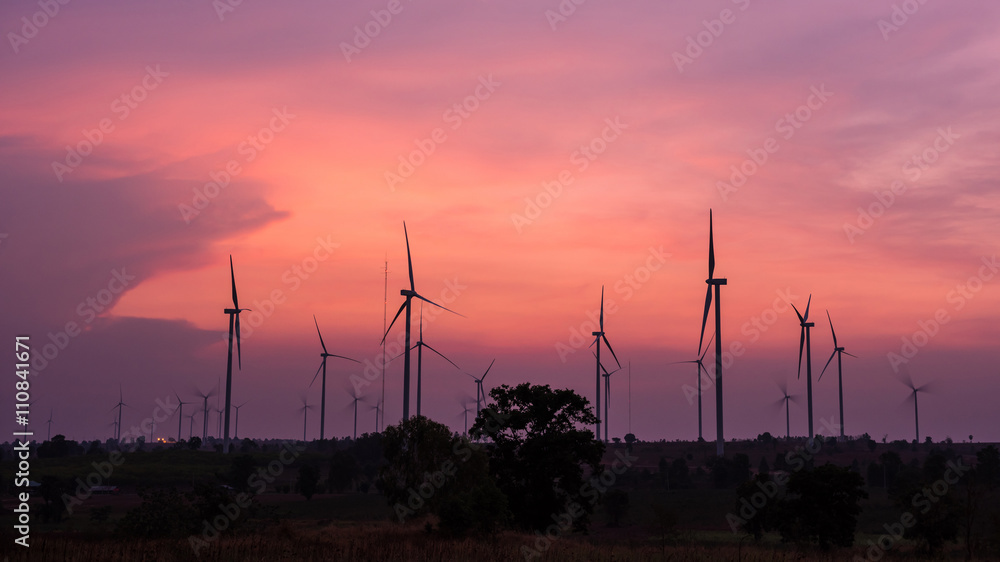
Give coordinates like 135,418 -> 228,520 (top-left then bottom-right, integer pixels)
0,438 -> 995,560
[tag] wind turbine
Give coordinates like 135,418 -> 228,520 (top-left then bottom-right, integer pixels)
466,359 -> 496,417
819,310 -> 856,440
381,222 -> 464,421
346,388 -> 364,440
174,392 -> 190,443
233,400 -> 248,440
195,387 -> 216,443
389,304 -> 461,417
598,358 -> 621,443
669,333 -> 714,441
591,286 -> 621,442
697,209 -> 727,456
223,255 -> 250,454
312,315 -> 360,440
901,374 -> 934,443
46,409 -> 53,441
774,380 -> 799,440
111,385 -> 127,442
299,397 -> 313,442
792,295 -> 816,446
370,399 -> 383,434
458,400 -> 473,436
187,413 -> 196,440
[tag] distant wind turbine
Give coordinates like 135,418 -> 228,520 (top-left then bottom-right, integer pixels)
111,384 -> 128,442
381,222 -> 464,421
466,359 -> 496,417
312,315 -> 360,440
819,310 -> 856,440
669,333 -> 714,441
347,388 -> 364,440
774,380 -> 799,440
370,398 -> 382,434
591,286 -> 621,442
46,409 -> 53,441
598,358 -> 621,442
187,413 -> 196,440
195,387 -> 216,443
174,392 -> 190,443
697,209 -> 727,456
901,374 -> 934,443
792,295 -> 816,446
233,401 -> 248,440
222,255 -> 250,454
299,397 -> 313,442
389,304 -> 461,418
458,400 -> 473,436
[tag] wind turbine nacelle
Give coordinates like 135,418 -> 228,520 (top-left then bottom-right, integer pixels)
592,331 -> 603,337
707,278 -> 728,285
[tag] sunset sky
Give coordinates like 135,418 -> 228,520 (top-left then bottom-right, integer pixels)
2,0 -> 998,445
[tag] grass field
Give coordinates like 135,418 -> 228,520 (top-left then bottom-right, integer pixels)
1,441 -> 995,560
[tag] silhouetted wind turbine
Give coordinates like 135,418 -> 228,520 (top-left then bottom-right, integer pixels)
466,359 -> 495,417
458,400 -> 473,436
233,400 -> 248,439
111,385 -> 128,442
598,358 -> 621,442
223,255 -> 250,454
174,392 -> 190,443
819,311 -> 856,440
901,374 -> 934,443
792,295 -> 815,445
46,409 -> 53,441
195,387 -> 216,443
670,333 -> 714,441
370,398 -> 382,434
299,397 -> 313,442
347,388 -> 364,440
591,286 -> 621,442
381,222 -> 464,421
312,315 -> 360,440
390,304 -> 461,417
697,210 -> 727,456
774,380 -> 799,440
187,413 -> 196,440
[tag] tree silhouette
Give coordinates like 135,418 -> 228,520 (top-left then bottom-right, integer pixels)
470,383 -> 604,532
778,463 -> 867,548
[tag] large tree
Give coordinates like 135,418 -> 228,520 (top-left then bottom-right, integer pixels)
470,383 -> 605,532
378,415 -> 506,534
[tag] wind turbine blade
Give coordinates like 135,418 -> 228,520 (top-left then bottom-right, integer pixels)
819,350 -> 837,381
327,354 -> 361,364
708,209 -> 716,279
599,286 -> 605,330
803,294 -> 812,322
826,310 -> 837,347
230,255 -> 239,309
843,351 -> 859,359
403,222 -> 415,292
698,286 -> 712,355
699,333 -> 715,361
235,314 -> 242,369
668,360 -> 699,365
797,328 -> 805,379
310,361 -> 324,387
481,359 -> 496,382
791,303 -> 804,323
313,315 -> 329,354
381,301 -> 408,345
412,293 -> 465,318
603,335 -> 621,369
422,343 -> 460,369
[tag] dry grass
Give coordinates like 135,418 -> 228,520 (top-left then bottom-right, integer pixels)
2,520 -> 965,562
